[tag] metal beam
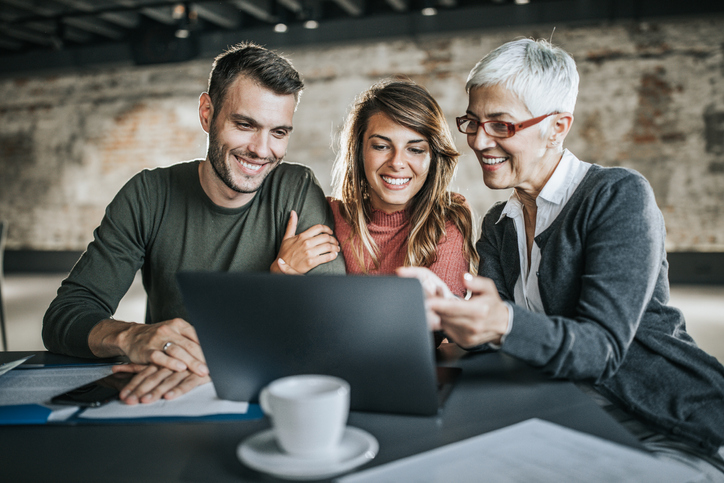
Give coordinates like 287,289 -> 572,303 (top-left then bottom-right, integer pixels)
21,20 -> 58,35
0,0 -> 61,17
331,0 -> 364,17
0,3 -> 25,22
21,19 -> 95,44
62,25 -> 94,43
385,0 -> 408,12
62,16 -> 125,39
229,0 -> 275,23
0,36 -> 23,50
194,2 -> 242,29
0,25 -> 53,45
98,11 -> 141,29
47,0 -> 95,11
140,6 -> 177,25
278,0 -> 304,14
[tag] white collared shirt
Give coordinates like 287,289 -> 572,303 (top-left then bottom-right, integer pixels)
497,149 -> 591,326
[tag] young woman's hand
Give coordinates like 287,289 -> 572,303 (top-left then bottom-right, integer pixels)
271,210 -> 340,274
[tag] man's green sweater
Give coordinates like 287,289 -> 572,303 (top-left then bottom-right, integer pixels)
43,160 -> 345,358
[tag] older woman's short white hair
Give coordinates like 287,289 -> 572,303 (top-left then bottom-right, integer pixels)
466,38 -> 579,134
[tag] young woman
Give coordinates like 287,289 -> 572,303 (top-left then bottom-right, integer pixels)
328,79 -> 478,298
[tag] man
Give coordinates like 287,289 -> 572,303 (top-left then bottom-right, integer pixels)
43,42 -> 344,404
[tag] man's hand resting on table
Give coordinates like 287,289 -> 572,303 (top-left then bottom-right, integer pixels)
112,363 -> 210,404
88,317 -> 210,404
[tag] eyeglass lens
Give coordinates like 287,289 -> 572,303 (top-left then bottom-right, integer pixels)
457,118 -> 512,138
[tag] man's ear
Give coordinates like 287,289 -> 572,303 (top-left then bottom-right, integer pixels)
199,92 -> 214,134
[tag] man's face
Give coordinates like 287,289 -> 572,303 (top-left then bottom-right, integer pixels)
203,75 -> 296,197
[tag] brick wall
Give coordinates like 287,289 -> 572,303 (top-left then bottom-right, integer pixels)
1,16 -> 723,251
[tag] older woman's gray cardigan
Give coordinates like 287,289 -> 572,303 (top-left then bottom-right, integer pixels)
478,164 -> 724,455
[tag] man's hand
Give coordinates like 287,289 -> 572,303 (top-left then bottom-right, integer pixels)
89,318 -> 208,378
112,363 -> 211,404
427,274 -> 509,348
271,210 -> 340,274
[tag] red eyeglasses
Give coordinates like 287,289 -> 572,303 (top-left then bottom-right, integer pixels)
456,112 -> 559,138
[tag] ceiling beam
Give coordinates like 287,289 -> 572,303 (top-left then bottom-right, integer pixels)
332,0 -> 364,17
62,16 -> 125,39
0,36 -> 24,50
61,25 -> 94,43
385,0 -> 408,12
0,0 -> 60,17
46,0 -> 95,12
18,19 -> 94,45
277,0 -> 304,14
139,6 -> 177,25
194,2 -> 242,29
229,0 -> 276,23
98,11 -> 141,29
0,3 -> 25,22
0,0 -> 141,30
0,25 -> 54,46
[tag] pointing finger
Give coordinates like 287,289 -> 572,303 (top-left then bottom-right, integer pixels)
463,274 -> 498,295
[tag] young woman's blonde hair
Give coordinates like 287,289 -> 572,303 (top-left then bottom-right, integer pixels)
331,79 -> 479,273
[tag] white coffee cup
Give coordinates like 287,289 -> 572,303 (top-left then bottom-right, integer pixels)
259,374 -> 350,458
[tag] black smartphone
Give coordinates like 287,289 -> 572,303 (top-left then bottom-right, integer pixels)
51,373 -> 131,407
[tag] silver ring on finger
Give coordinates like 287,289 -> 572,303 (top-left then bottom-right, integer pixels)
162,341 -> 173,353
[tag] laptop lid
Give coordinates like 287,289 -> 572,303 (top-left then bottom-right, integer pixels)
177,272 -> 442,416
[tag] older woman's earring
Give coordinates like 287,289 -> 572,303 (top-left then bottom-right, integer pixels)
550,140 -> 560,147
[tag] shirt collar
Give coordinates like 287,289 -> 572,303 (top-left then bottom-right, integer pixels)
538,149 -> 577,205
496,149 -> 581,224
498,192 -> 522,224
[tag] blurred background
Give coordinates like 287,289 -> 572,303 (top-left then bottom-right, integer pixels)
0,0 -> 722,360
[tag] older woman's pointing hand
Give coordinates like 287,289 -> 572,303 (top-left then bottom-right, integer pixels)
428,274 -> 510,348
398,267 -> 510,348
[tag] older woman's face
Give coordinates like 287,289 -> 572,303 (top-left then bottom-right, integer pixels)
362,112 -> 431,214
465,84 -> 557,194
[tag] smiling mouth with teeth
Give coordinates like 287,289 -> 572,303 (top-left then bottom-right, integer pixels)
381,176 -> 411,185
235,155 -> 264,172
481,157 -> 507,165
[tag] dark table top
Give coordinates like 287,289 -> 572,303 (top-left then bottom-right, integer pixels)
0,349 -> 641,482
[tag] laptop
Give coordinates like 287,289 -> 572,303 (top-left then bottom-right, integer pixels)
176,272 -> 459,416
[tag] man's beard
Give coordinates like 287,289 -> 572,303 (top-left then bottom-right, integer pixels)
207,124 -> 282,194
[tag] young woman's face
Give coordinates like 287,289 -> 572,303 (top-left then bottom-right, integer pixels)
362,112 -> 431,214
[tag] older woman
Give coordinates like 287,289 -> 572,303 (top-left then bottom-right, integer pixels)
401,39 -> 724,478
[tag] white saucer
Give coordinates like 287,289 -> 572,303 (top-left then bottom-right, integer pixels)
237,426 -> 378,481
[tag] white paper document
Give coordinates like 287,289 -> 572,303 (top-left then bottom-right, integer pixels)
337,419 -> 702,483
79,382 -> 248,419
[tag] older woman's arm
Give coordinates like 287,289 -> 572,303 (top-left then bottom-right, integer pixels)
430,170 -> 666,384
485,171 -> 665,383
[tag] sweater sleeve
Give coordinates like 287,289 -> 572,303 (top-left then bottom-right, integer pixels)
287,168 -> 346,275
429,222 -> 470,298
497,171 -> 666,383
42,171 -> 152,358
